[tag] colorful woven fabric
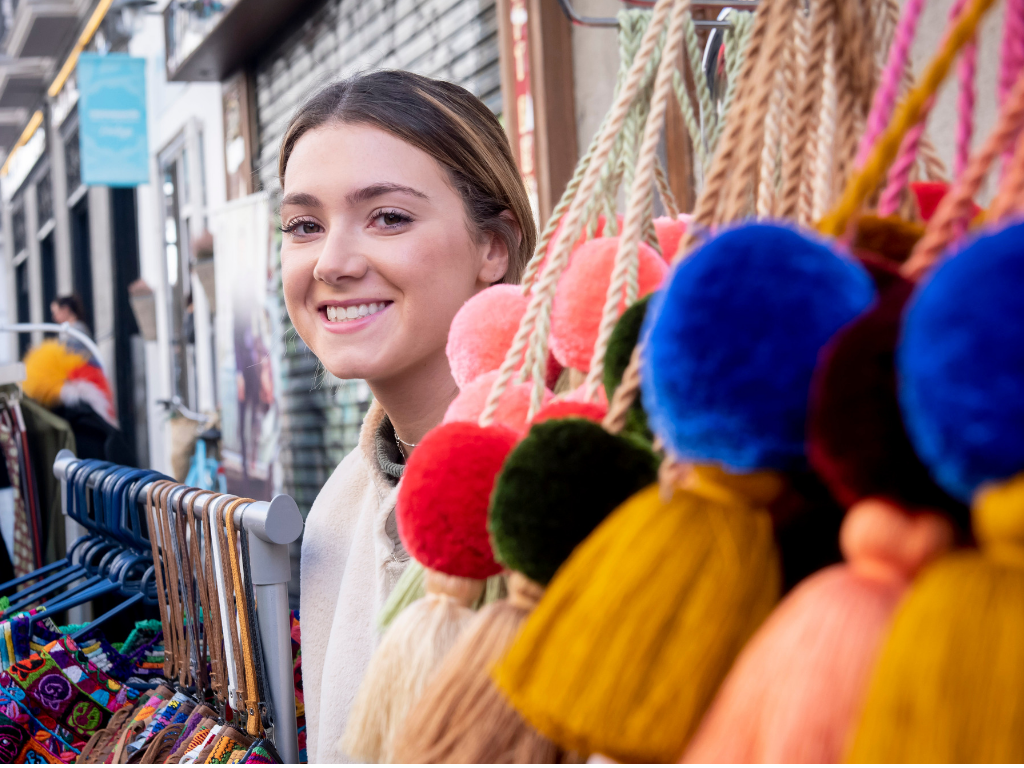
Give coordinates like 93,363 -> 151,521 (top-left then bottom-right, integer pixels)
206,729 -> 248,764
180,722 -> 221,764
0,706 -> 31,762
126,691 -> 194,756
227,747 -> 249,764
0,409 -> 36,577
291,610 -> 305,763
43,638 -> 138,713
2,653 -> 111,743
242,742 -> 277,764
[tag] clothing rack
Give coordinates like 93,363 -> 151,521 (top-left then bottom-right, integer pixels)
52,449 -> 304,764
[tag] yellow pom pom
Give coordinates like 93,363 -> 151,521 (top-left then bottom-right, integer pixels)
22,340 -> 87,408
847,472 -> 1024,762
492,467 -> 783,763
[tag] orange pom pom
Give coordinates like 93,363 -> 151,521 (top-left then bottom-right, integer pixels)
447,285 -> 529,388
654,215 -> 691,263
444,370 -> 551,435
550,237 -> 668,371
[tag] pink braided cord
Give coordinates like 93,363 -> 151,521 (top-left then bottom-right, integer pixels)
999,0 -> 1024,105
879,0 -> 968,215
857,0 -> 926,167
955,37 -> 977,180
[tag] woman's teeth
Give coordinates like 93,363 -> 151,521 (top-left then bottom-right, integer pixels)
325,303 -> 387,322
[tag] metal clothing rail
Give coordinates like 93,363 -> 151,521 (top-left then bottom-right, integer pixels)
52,449 -> 304,764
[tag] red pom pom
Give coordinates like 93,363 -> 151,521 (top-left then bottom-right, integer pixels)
549,237 -> 668,371
531,398 -> 608,425
909,181 -> 981,222
653,214 -> 690,263
396,422 -> 518,579
443,370 -> 552,435
446,285 -> 528,388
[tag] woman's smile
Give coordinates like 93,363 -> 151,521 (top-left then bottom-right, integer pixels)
319,300 -> 394,333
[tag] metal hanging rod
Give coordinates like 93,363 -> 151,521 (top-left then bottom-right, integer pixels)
556,0 -> 759,28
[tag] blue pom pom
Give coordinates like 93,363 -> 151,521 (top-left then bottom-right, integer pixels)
641,222 -> 876,471
898,222 -> 1024,501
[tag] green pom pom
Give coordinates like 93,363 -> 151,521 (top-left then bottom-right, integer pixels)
603,296 -> 654,442
490,418 -> 659,584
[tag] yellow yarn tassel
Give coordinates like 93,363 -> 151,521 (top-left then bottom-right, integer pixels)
847,472 -> 1024,762
492,466 -> 783,763
22,340 -> 87,407
818,0 -> 999,238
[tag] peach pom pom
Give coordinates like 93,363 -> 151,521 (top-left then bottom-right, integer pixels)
654,215 -> 691,263
444,370 -> 552,435
446,285 -> 529,388
550,237 -> 668,371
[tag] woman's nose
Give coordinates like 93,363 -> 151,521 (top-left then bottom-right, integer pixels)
313,229 -> 369,285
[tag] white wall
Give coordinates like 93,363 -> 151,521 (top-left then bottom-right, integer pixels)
130,11 -> 226,475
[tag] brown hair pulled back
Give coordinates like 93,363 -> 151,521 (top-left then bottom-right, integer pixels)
279,70 -> 536,284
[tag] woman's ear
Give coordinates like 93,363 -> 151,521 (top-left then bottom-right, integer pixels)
477,211 -> 519,285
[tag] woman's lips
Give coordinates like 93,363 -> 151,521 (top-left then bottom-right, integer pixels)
319,301 -> 392,333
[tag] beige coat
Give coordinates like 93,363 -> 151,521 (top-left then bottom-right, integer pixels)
300,401 -> 409,763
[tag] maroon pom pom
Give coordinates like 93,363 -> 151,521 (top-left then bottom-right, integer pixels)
531,399 -> 608,425
807,278 -> 967,526
396,421 -> 519,579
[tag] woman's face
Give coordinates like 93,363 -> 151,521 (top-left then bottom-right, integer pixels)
280,122 -> 509,385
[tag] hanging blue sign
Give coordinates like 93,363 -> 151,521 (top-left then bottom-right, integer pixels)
77,53 -> 149,187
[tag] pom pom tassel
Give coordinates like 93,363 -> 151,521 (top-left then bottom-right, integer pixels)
493,468 -> 783,763
340,571 -> 484,763
683,499 -> 953,763
393,574 -> 575,763
847,473 -> 1024,762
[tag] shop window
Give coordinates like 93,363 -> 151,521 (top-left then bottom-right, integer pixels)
36,171 -> 53,227
11,203 -> 26,257
65,127 -> 82,195
40,234 -> 57,327
70,198 -> 95,332
15,261 -> 29,358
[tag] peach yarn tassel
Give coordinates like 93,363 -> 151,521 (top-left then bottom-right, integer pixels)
682,499 -> 953,764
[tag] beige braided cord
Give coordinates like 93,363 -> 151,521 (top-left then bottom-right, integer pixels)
680,0 -> 772,256
905,69 -> 1024,278
757,64 -> 786,218
685,12 -> 716,147
602,345 -> 644,435
988,127 -> 1024,220
779,0 -> 821,223
836,0 -> 876,100
583,0 -> 692,401
480,0 -> 675,425
708,9 -> 756,154
674,67 -> 707,171
722,0 -> 795,222
811,19 -> 839,220
654,156 -> 681,218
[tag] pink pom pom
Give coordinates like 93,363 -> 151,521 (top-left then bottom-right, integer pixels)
654,215 -> 691,263
443,370 -> 552,435
446,285 -> 529,388
550,237 -> 668,371
531,398 -> 608,425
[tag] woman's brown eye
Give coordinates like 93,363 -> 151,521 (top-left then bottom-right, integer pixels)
383,212 -> 402,226
302,222 -> 318,234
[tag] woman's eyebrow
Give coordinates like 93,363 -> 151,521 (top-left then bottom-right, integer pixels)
281,191 -> 325,209
347,182 -> 429,205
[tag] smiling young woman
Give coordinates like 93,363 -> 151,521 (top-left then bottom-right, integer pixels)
278,70 -> 536,763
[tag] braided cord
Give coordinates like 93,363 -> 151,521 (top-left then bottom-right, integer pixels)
811,18 -> 838,220
723,0 -> 794,222
756,65 -> 785,218
708,9 -> 755,154
778,2 -> 815,222
681,1 -> 769,256
955,34 -> 978,179
480,0 -> 674,425
582,0 -> 692,402
988,127 -> 1024,220
858,0 -> 925,167
684,12 -> 715,150
818,0 -> 1000,238
904,69 -> 1024,277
